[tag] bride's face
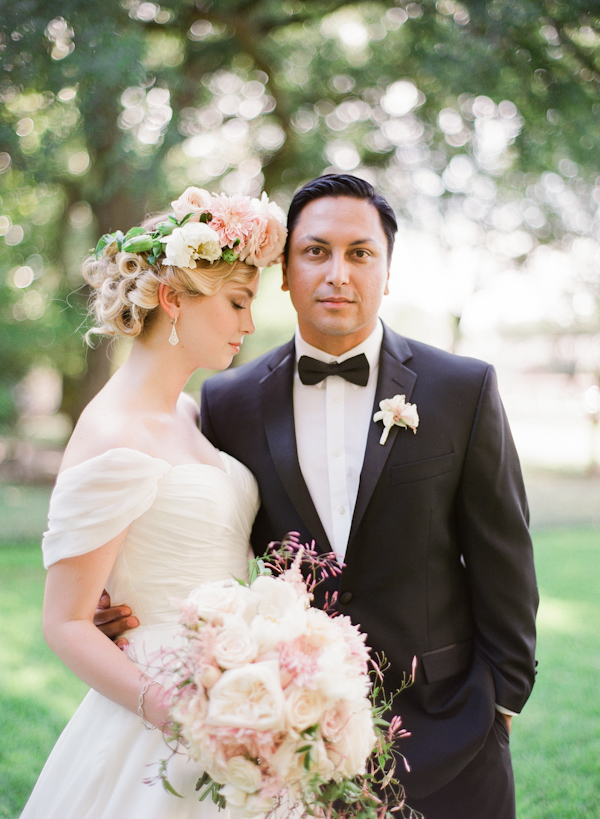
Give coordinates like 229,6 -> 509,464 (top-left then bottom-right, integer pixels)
177,275 -> 259,370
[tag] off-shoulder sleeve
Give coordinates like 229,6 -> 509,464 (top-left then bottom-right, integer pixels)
42,448 -> 171,568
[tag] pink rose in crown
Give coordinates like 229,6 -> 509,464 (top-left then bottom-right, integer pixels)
170,186 -> 213,221
208,193 -> 260,251
239,193 -> 287,268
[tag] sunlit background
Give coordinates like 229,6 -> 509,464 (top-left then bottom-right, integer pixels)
1,0 -> 599,497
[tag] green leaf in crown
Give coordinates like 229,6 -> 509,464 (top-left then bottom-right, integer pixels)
122,234 -> 154,253
94,233 -> 116,259
221,248 -> 239,264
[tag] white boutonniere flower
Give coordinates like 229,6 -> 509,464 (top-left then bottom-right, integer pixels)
373,394 -> 419,445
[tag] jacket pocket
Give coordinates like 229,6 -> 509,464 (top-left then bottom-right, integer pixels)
390,452 -> 455,485
421,638 -> 473,684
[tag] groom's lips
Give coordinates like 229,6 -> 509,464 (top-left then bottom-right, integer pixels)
318,297 -> 354,308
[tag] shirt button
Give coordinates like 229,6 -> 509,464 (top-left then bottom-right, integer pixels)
338,506 -> 346,515
332,393 -> 342,404
332,448 -> 341,458
339,591 -> 353,604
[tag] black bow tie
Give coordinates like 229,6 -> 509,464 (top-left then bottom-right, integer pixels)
297,353 -> 370,387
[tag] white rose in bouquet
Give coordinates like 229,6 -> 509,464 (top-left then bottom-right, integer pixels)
311,737 -> 337,780
221,784 -> 276,819
321,699 -> 354,741
315,640 -> 370,702
224,756 -> 263,794
184,579 -> 257,626
284,686 -> 329,732
172,693 -> 210,760
205,660 -> 286,731
212,614 -> 259,669
250,608 -> 308,654
268,736 -> 308,790
328,699 -> 377,778
250,574 -> 309,653
252,574 -> 306,620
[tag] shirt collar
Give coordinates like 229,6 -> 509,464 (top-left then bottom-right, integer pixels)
294,320 -> 383,384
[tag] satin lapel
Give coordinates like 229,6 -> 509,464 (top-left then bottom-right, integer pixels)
260,342 -> 332,554
347,330 -> 417,550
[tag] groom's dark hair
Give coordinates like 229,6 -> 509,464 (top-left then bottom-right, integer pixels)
285,174 -> 398,264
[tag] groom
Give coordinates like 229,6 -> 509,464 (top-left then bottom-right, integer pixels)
201,174 -> 537,818
101,174 -> 538,817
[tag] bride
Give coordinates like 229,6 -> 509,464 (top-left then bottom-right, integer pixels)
20,187 -> 287,818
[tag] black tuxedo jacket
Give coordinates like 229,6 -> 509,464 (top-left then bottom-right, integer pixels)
201,324 -> 538,799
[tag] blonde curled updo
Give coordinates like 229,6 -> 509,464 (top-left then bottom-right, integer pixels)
83,214 -> 258,343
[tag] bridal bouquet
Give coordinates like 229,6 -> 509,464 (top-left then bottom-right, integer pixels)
156,538 -> 414,818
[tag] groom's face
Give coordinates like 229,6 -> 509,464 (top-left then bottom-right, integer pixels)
282,196 -> 390,356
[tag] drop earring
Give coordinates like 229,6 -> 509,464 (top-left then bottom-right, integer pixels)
168,317 -> 179,346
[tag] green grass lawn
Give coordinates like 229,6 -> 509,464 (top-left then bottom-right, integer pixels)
1,528 -> 599,818
511,528 -> 600,819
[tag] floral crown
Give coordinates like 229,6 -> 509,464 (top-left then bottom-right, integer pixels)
94,186 -> 287,270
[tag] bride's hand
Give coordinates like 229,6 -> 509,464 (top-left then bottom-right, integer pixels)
94,589 -> 139,648
140,680 -> 173,733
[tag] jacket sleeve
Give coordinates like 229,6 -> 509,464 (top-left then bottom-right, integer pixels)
200,381 -> 220,449
456,365 -> 538,713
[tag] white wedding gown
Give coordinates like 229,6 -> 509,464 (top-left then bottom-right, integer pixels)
21,447 -> 260,819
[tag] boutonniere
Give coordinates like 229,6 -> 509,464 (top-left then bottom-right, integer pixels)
373,394 -> 419,444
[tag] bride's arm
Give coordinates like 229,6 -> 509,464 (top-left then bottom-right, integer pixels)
42,530 -> 169,729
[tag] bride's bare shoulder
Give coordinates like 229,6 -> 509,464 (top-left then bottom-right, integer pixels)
177,391 -> 199,425
59,394 -> 152,473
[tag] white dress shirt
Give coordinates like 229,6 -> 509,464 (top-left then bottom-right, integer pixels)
293,321 -> 383,564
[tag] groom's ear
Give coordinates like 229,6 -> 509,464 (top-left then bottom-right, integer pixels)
281,257 -> 289,292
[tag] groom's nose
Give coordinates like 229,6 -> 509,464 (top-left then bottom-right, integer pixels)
325,251 -> 351,288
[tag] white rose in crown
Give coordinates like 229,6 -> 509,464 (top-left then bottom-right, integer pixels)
373,394 -> 419,445
161,221 -> 222,267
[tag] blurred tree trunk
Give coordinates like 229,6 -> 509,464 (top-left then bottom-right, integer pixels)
60,191 -> 141,422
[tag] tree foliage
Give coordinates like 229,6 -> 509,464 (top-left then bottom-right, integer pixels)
0,0 -> 599,427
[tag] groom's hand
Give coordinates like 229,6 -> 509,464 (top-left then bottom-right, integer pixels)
502,714 -> 513,735
94,589 -> 138,649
